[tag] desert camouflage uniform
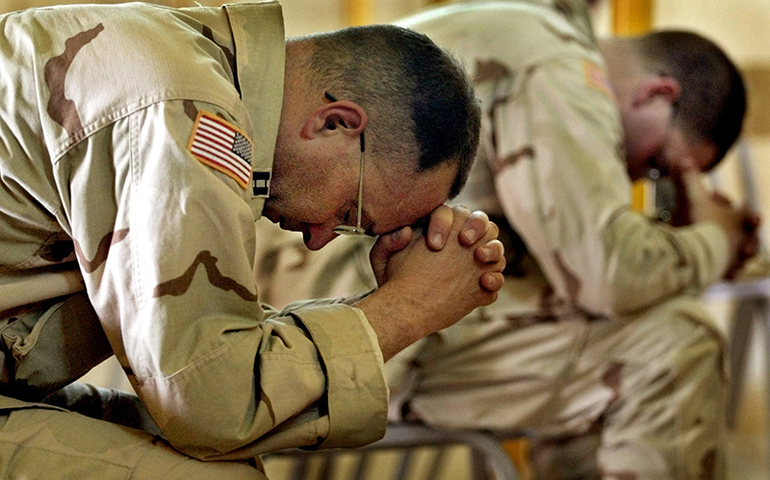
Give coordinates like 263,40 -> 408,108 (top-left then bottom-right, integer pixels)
0,2 -> 388,478
255,1 -> 731,479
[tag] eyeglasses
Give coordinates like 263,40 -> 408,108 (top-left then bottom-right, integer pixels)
325,91 -> 369,236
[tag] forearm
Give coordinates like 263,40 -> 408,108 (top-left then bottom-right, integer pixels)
357,213 -> 502,361
355,283 -> 429,362
606,212 -> 730,314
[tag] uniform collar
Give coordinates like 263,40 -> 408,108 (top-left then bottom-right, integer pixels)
224,2 -> 286,209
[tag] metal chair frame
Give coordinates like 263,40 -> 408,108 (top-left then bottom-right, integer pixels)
264,422 -> 520,480
701,139 -> 770,463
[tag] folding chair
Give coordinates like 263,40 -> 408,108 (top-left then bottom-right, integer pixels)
700,139 -> 770,430
263,422 -> 520,480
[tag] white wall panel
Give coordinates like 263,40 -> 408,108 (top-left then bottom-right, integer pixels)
655,0 -> 770,65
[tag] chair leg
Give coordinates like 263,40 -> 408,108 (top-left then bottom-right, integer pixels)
318,454 -> 334,480
727,298 -> 757,428
353,451 -> 371,480
395,449 -> 416,480
426,446 -> 449,480
290,454 -> 310,480
760,298 -> 770,468
470,445 -> 488,480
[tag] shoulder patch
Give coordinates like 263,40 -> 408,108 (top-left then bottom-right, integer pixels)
187,111 -> 253,189
582,59 -> 613,98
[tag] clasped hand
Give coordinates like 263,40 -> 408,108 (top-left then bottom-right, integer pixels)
370,204 -> 505,293
355,204 -> 504,360
670,161 -> 761,279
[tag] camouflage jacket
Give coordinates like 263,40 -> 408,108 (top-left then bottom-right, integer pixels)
398,0 -> 730,322
0,1 -> 386,460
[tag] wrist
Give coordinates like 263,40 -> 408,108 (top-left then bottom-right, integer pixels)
356,284 -> 426,361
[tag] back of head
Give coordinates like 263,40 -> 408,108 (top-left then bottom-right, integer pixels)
637,30 -> 746,165
305,25 -> 481,197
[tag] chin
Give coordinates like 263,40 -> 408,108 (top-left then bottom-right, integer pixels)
260,205 -> 278,224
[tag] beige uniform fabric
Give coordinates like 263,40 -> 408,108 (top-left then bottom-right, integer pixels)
0,2 -> 388,477
254,1 -> 731,479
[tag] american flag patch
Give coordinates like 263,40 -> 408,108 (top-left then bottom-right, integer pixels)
187,111 -> 253,189
583,60 -> 613,98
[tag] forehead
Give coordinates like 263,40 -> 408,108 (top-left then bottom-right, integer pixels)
365,161 -> 457,235
666,127 -> 719,172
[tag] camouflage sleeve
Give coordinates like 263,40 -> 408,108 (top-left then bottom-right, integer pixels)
491,54 -> 729,316
71,100 -> 387,460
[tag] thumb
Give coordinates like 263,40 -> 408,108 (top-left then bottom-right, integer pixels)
675,157 -> 710,205
667,158 -> 700,226
670,156 -> 697,184
369,226 -> 413,286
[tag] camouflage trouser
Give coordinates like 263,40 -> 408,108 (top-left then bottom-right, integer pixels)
0,395 -> 265,479
0,291 -> 113,401
385,296 -> 727,480
0,292 -> 264,479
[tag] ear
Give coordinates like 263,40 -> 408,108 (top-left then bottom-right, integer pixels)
300,101 -> 368,140
632,75 -> 681,108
